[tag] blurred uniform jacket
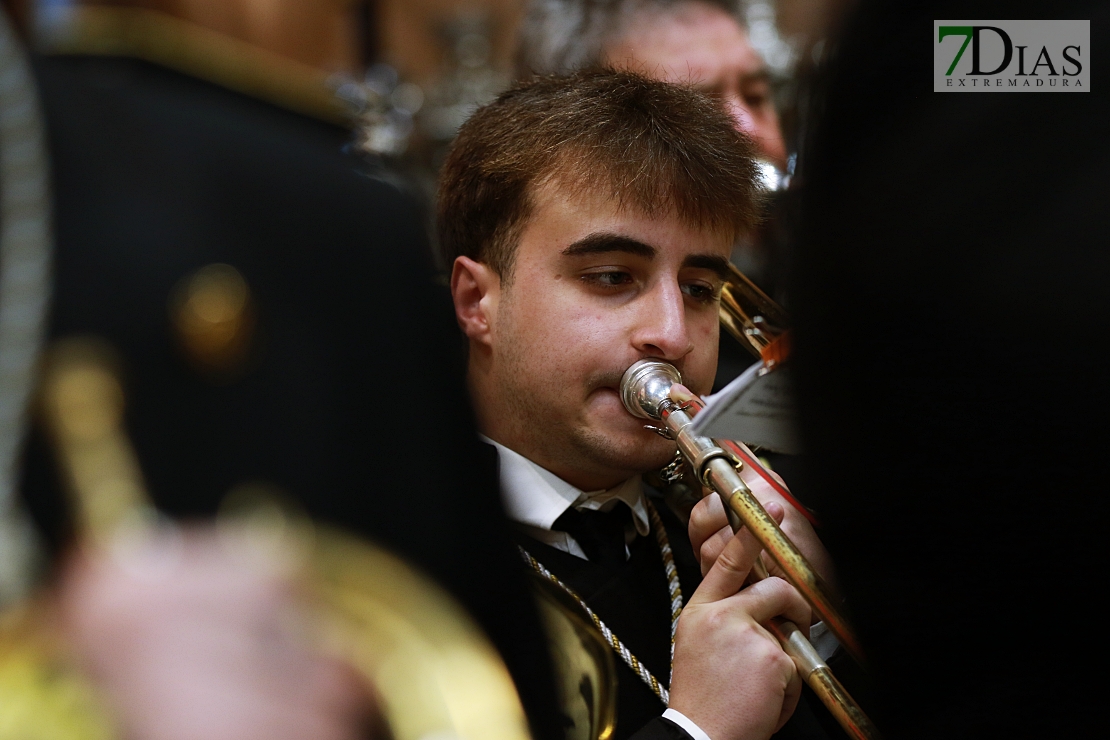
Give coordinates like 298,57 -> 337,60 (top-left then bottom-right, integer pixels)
791,1 -> 1108,738
18,12 -> 559,736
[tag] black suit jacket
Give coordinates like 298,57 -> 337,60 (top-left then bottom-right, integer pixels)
516,488 -> 841,740
21,51 -> 560,738
516,493 -> 701,739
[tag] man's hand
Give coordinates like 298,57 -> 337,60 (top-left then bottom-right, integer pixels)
688,469 -> 838,606
58,526 -> 374,740
668,507 -> 810,740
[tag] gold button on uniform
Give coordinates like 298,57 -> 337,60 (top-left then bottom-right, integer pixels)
170,263 -> 255,379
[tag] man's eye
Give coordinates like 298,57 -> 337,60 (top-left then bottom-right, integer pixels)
743,86 -> 772,111
583,271 -> 633,287
681,283 -> 720,302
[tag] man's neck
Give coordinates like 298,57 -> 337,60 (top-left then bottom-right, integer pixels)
481,433 -> 633,492
490,438 -> 652,546
469,359 -> 642,491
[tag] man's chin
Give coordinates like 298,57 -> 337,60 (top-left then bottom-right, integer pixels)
572,392 -> 680,475
573,425 -> 677,480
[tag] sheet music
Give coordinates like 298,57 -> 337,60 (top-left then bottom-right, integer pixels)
692,363 -> 801,454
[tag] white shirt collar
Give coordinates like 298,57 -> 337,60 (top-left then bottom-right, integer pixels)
484,437 -> 651,538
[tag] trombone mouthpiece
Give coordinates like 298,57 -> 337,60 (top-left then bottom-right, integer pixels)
619,360 -> 683,420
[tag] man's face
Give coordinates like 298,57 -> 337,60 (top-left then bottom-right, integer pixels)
464,180 -> 732,491
604,2 -> 788,170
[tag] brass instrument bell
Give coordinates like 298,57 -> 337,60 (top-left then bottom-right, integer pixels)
0,338 -> 535,740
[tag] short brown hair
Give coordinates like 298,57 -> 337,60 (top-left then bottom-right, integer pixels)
437,69 -> 763,279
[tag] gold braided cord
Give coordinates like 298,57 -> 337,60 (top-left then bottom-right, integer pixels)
519,498 -> 682,705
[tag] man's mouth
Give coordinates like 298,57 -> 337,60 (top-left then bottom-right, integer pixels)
590,359 -> 681,394
587,360 -> 691,428
586,369 -> 629,397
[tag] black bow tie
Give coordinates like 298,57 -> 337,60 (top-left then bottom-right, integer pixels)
552,503 -> 632,566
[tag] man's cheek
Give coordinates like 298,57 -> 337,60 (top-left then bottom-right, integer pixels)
685,328 -> 720,394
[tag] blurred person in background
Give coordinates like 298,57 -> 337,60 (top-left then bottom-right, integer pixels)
515,0 -> 786,173
0,0 -> 560,737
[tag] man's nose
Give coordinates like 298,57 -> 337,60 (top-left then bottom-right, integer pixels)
723,96 -> 786,170
630,281 -> 694,361
724,96 -> 758,139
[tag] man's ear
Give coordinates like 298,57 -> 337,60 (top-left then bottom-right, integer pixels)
450,256 -> 500,346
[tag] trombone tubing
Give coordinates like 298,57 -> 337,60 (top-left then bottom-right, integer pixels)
661,406 -> 879,739
662,404 -> 865,663
747,559 -> 879,740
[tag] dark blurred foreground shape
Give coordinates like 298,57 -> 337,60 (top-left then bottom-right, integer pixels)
7,1 -> 558,735
792,1 -> 1109,737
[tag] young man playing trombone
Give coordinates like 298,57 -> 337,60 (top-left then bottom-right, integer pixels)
442,70 -> 839,740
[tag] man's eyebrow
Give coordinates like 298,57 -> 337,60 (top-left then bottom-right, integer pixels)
562,233 -> 656,258
740,69 -> 773,87
683,254 -> 731,280
694,69 -> 771,93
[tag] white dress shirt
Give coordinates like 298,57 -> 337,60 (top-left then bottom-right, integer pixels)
486,438 -> 712,736
490,438 -> 649,560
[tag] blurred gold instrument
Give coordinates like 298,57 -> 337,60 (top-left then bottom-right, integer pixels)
621,359 -> 879,740
718,263 -> 791,369
0,338 -> 538,740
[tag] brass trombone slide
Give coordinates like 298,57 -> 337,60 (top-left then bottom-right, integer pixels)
717,262 -> 790,367
620,359 -> 879,740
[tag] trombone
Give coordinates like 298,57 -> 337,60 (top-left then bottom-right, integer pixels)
717,263 -> 791,370
614,268 -> 880,740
